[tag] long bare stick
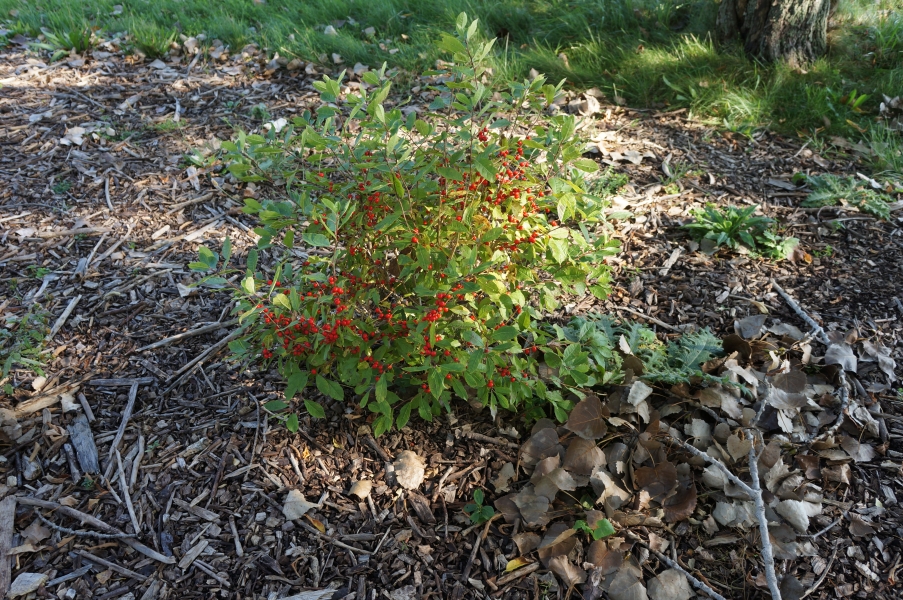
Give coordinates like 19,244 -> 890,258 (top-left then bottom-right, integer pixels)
624,530 -> 727,600
771,279 -> 850,440
671,436 -> 781,598
748,437 -> 783,600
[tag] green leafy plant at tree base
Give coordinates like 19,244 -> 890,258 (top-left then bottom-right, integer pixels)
464,489 -> 495,524
193,14 -> 619,435
683,204 -> 799,260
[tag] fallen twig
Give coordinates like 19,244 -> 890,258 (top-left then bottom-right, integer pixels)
17,496 -> 175,564
670,436 -> 781,599
163,329 -> 243,394
801,543 -> 838,599
74,549 -> 148,581
613,305 -> 680,332
49,294 -> 82,339
296,520 -> 371,556
0,497 -> 15,598
35,512 -> 135,539
771,280 -> 851,441
133,319 -> 238,352
34,226 -> 111,238
624,530 -> 727,600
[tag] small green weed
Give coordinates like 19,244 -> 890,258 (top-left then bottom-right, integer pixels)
128,21 -> 177,59
149,118 -> 183,132
574,517 -> 616,540
1,305 -> 51,393
797,173 -> 894,219
813,245 -> 834,258
464,489 -> 495,525
249,103 -> 271,122
683,204 -> 799,260
51,180 -> 72,195
33,25 -> 95,59
26,265 -> 51,279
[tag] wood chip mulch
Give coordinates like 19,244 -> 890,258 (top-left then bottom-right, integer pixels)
1,41 -> 902,600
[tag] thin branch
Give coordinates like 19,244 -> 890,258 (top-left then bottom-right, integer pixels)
747,435 -> 783,600
623,531 -> 727,600
35,512 -> 136,540
801,543 -> 838,599
670,437 -> 754,496
771,279 -> 850,440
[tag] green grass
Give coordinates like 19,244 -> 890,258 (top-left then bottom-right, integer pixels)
1,0 -> 901,174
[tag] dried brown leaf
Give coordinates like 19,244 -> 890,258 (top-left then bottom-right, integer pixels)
647,569 -> 692,600
512,532 -> 541,555
563,438 -> 605,476
537,522 -> 577,567
565,393 -> 608,440
513,485 -> 551,527
393,451 -> 426,489
840,435 -> 876,463
521,427 -> 563,469
663,481 -> 697,523
549,555 -> 586,589
735,314 -> 767,339
633,461 -> 678,501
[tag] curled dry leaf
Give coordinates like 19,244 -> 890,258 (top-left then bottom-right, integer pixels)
633,461 -> 678,501
585,539 -> 624,574
537,522 -> 578,567
824,342 -> 857,371
563,437 -> 606,476
512,532 -> 541,555
775,499 -> 821,533
283,489 -> 318,520
735,314 -> 767,339
663,481 -> 697,523
647,569 -> 693,600
727,433 -> 752,462
505,556 -> 533,573
840,435 -> 876,463
607,564 -> 648,600
861,339 -> 897,381
393,450 -> 426,489
493,462 -> 516,493
531,456 -> 578,500
849,514 -> 877,537
626,381 -> 653,423
549,555 -> 587,589
521,427 -> 563,469
349,480 -> 373,499
591,467 -> 632,510
513,485 -> 551,527
565,393 -> 608,440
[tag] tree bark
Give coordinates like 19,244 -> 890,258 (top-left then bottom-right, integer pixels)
717,0 -> 830,66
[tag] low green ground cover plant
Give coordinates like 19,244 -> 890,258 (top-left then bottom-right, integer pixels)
683,204 -> 799,260
797,173 -> 896,219
1,304 -> 51,394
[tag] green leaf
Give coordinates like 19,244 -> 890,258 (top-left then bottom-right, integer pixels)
303,232 -> 332,247
549,238 -> 569,263
286,413 -> 299,432
304,399 -> 326,419
396,401 -> 413,429
491,326 -> 519,341
474,155 -> 496,181
241,276 -> 256,294
375,375 -> 388,405
263,400 -> 289,412
473,488 -> 484,505
572,158 -> 599,172
592,518 -> 615,539
222,237 -> 233,264
373,414 -> 393,437
428,369 -> 444,399
438,33 -> 467,55
392,173 -> 404,198
316,375 -> 344,402
247,248 -> 259,273
436,167 -> 463,182
285,372 -> 309,400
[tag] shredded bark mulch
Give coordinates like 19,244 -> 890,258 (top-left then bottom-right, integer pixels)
1,41 -> 902,600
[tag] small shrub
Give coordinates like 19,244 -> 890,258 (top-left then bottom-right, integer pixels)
195,14 -> 619,434
683,204 -> 799,260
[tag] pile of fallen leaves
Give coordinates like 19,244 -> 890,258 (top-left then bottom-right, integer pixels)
487,314 -> 897,598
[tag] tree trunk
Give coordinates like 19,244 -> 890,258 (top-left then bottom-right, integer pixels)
716,0 -> 830,66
